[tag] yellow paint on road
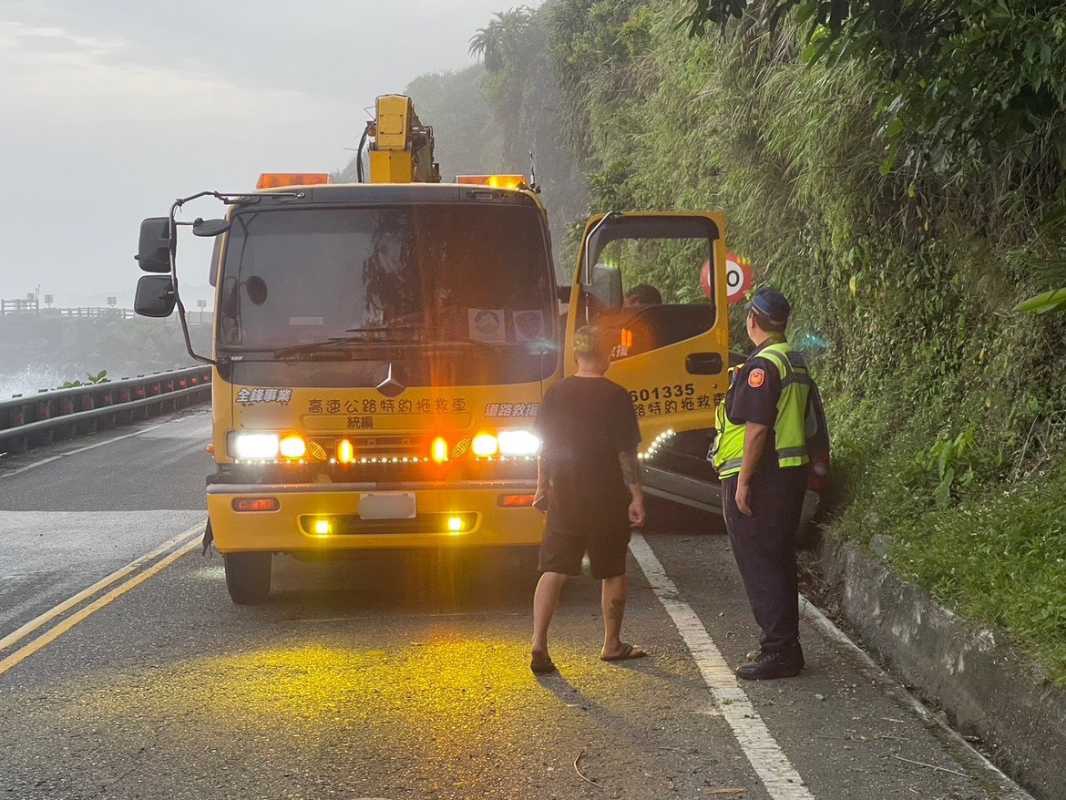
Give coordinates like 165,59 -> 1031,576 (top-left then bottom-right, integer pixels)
0,521 -> 204,654
0,536 -> 199,677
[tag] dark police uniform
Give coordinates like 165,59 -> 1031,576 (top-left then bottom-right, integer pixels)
720,338 -> 808,658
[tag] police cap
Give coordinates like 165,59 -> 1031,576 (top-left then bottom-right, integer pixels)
748,287 -> 791,327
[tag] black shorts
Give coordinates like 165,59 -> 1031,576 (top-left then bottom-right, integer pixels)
538,527 -> 630,580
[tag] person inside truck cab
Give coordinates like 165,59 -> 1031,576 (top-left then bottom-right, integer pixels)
624,283 -> 662,307
604,283 -> 664,358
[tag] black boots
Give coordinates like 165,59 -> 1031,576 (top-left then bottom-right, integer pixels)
736,642 -> 804,680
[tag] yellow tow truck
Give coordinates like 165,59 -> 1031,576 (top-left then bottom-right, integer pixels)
133,94 -> 731,604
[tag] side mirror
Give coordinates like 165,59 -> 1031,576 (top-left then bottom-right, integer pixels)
135,275 -> 176,318
556,286 -> 571,303
585,264 -> 623,311
193,218 -> 230,237
136,217 -> 172,273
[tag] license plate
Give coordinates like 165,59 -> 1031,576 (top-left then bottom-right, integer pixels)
358,492 -> 416,520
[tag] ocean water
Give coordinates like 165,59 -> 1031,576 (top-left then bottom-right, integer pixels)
0,366 -> 71,399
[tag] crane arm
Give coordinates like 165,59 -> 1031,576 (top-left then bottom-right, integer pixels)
365,95 -> 440,184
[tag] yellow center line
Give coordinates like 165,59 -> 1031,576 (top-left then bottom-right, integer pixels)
0,521 -> 203,656
0,536 -> 200,678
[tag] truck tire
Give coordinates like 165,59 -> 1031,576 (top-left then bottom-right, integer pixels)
224,552 -> 272,605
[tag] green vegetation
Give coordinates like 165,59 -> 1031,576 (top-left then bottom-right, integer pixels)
684,0 -> 1066,317
60,370 -> 110,389
417,0 -> 1066,680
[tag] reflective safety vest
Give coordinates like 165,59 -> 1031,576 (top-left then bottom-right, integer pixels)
712,341 -> 813,479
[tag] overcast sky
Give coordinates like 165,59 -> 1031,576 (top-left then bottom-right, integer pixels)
0,0 -> 529,307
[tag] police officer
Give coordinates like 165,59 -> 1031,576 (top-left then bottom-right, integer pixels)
713,287 -> 812,680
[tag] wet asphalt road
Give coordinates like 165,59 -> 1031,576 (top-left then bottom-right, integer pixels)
0,408 -> 1030,799
0,411 -> 210,640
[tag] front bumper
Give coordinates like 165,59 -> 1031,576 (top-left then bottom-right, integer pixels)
206,480 -> 542,553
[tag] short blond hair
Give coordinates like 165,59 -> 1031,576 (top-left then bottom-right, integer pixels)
573,325 -> 609,361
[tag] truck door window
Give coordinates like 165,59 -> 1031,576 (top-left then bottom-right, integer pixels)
583,216 -> 717,361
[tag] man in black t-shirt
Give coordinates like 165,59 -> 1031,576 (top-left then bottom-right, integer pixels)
529,326 -> 647,675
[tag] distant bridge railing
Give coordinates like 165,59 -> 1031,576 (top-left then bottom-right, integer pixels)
0,301 -> 134,319
49,307 -> 136,320
0,304 -> 214,326
0,367 -> 212,456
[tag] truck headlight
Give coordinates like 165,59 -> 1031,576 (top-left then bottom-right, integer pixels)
230,432 -> 280,460
471,432 -> 499,458
499,429 -> 541,457
278,434 -> 307,460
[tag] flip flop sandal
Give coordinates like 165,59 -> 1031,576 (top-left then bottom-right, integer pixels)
601,642 -> 648,662
530,651 -> 557,675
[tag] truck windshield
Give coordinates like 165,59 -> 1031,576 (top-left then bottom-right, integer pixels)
218,204 -> 554,362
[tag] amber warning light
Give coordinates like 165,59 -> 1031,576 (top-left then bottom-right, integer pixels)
256,173 -> 331,189
456,174 -> 526,190
430,436 -> 450,464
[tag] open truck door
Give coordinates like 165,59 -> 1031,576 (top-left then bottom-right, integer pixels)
565,212 -> 730,512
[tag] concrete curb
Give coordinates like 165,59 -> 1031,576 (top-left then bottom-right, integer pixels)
806,534 -> 1066,800
799,595 -> 1033,800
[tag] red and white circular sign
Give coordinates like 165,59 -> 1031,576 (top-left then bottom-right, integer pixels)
726,252 -> 753,305
702,254 -> 754,303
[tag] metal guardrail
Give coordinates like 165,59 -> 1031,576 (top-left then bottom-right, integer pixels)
0,366 -> 212,455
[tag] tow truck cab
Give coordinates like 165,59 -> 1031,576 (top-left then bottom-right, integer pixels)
135,177 -> 732,604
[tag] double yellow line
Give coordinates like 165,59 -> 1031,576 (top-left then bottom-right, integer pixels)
0,521 -> 204,677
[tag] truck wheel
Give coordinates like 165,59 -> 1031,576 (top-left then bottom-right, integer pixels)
224,552 -> 272,605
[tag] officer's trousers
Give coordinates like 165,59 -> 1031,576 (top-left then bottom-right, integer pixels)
722,466 -> 808,653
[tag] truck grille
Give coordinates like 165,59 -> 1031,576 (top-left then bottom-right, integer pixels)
309,435 -> 431,463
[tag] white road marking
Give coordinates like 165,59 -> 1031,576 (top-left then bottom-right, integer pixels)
0,421 -> 173,479
799,596 -> 1034,800
629,533 -> 815,800
0,520 -> 204,653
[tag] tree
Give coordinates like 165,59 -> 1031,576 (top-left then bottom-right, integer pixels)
466,5 -> 590,275
469,6 -> 544,167
469,7 -> 537,73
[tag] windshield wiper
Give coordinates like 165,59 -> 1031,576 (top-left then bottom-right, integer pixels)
270,332 -> 420,358
273,332 -> 551,359
422,338 -> 556,356
345,324 -> 426,336
273,321 -> 427,355
429,338 -> 514,350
